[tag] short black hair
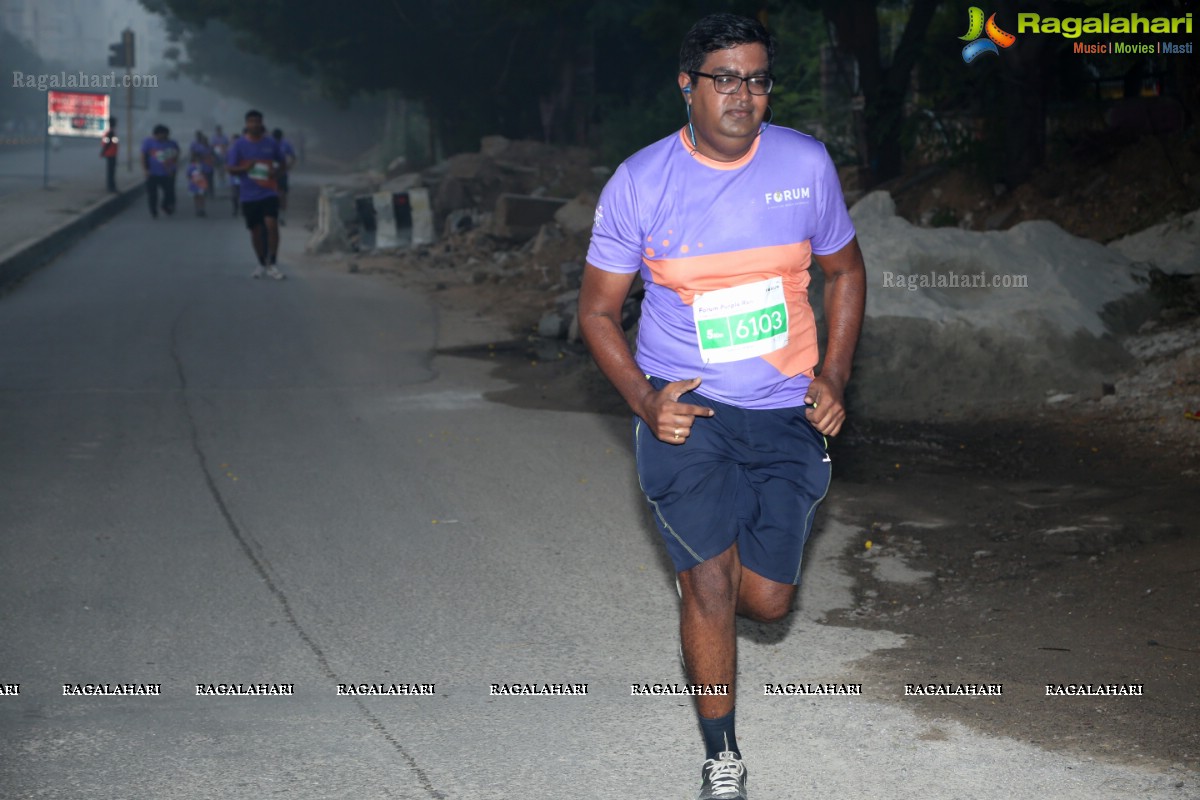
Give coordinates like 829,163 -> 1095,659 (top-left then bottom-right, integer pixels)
153,124 -> 168,135
679,13 -> 775,74
244,109 -> 263,120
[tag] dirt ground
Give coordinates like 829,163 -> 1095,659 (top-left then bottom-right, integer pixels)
300,129 -> 1199,775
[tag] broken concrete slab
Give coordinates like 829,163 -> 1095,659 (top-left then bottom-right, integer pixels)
492,194 -> 570,240
306,186 -> 355,254
553,193 -> 596,235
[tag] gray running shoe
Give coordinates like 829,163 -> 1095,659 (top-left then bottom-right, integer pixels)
697,751 -> 747,800
265,265 -> 286,280
251,266 -> 267,279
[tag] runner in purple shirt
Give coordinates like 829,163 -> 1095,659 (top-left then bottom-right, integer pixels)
227,110 -> 287,279
140,124 -> 180,218
271,128 -> 297,224
579,14 -> 866,800
227,133 -> 242,216
210,125 -> 230,189
189,131 -> 215,197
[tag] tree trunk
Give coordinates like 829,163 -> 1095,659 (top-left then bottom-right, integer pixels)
995,0 -> 1052,187
823,0 -> 942,185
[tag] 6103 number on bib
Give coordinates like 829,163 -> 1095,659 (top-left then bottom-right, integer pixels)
692,277 -> 789,363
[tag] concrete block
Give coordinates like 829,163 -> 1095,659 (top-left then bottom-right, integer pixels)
493,193 -> 569,240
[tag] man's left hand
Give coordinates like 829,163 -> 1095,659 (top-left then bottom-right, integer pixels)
804,375 -> 848,437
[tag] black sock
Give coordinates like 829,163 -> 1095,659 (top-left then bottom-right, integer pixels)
699,709 -> 739,760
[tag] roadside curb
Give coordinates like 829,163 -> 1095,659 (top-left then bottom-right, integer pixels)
0,183 -> 145,292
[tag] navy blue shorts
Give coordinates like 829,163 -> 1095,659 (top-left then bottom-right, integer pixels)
242,195 -> 279,230
634,376 -> 831,585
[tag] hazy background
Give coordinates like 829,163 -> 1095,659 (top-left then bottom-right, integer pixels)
1,1 -> 1196,213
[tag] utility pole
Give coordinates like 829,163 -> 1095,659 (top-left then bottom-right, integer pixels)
124,30 -> 135,175
109,29 -> 135,173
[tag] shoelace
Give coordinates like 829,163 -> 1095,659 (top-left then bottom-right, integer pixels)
705,751 -> 745,798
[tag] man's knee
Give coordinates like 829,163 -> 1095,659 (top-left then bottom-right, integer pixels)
744,597 -> 792,623
739,577 -> 795,623
680,551 -> 739,615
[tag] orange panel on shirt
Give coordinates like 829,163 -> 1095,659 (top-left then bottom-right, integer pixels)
644,241 -> 819,378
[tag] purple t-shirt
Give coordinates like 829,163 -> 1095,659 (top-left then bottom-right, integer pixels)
586,125 -> 855,409
227,135 -> 285,203
141,137 -> 180,177
189,141 -> 214,173
186,163 -> 208,194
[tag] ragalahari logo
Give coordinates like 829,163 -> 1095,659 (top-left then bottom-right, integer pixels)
960,7 -> 1017,63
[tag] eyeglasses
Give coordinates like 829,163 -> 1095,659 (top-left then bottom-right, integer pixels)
689,71 -> 774,96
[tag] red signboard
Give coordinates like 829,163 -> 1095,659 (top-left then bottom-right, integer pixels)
47,91 -> 110,138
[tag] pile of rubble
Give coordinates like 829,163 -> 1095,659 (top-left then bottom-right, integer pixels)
307,136 -> 601,248
308,135 -> 608,338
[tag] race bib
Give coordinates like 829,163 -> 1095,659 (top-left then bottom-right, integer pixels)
248,161 -> 272,181
693,277 -> 789,363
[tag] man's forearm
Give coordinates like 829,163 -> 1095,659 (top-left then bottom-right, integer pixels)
821,277 -> 864,386
580,312 -> 654,420
818,245 -> 867,388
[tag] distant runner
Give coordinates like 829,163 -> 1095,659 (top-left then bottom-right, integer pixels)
189,131 -> 215,199
141,124 -> 180,219
210,125 -> 229,189
186,152 -> 209,217
227,110 -> 287,280
227,133 -> 241,216
271,128 -> 296,226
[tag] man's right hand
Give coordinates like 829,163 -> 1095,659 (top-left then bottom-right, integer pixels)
638,377 -> 715,445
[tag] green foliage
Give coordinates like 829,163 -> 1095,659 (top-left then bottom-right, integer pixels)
595,84 -> 687,166
765,4 -> 826,133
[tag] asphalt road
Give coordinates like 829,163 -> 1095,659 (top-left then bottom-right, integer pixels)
0,193 -> 1192,799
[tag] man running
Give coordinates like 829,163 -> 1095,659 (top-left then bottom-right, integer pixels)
189,131 -> 215,199
140,124 -> 180,219
227,110 -> 287,280
210,124 -> 229,189
579,13 -> 866,800
270,128 -> 296,225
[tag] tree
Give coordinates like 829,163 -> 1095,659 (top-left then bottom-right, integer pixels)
812,0 -> 944,184
139,0 -> 623,156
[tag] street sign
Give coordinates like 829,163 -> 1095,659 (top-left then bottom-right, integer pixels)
47,91 -> 110,138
